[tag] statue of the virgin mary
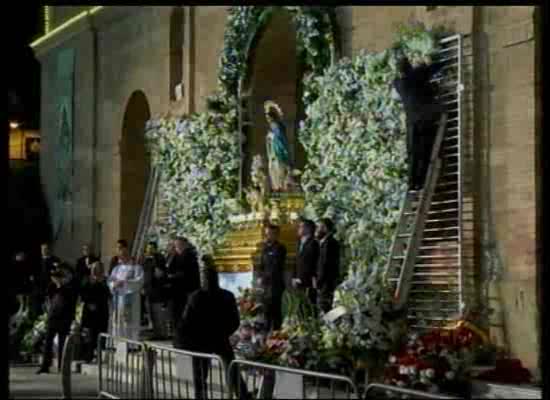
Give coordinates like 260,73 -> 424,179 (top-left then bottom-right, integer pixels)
264,101 -> 291,192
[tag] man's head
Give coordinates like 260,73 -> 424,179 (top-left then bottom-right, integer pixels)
174,237 -> 188,255
265,224 -> 280,243
298,218 -> 316,239
116,239 -> 129,257
81,244 -> 91,257
15,252 -> 26,262
316,218 -> 335,240
41,243 -> 51,258
145,242 -> 157,256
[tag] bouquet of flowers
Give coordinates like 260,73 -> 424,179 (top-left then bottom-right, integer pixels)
320,267 -> 406,375
232,287 -> 269,360
382,323 -> 487,396
21,312 -> 49,355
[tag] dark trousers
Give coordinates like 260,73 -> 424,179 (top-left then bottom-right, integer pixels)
407,117 -> 439,189
82,316 -> 108,362
29,293 -> 46,322
193,350 -> 249,400
170,299 -> 187,345
264,293 -> 283,332
40,322 -> 70,371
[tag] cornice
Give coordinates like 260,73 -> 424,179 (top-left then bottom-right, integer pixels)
31,6 -> 137,59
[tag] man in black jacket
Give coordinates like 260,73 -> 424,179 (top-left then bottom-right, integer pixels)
314,218 -> 341,314
176,258 -> 249,399
36,264 -> 77,374
140,241 -> 167,339
30,243 -> 61,321
74,244 -> 100,290
393,55 -> 445,190
257,224 -> 287,332
293,218 -> 319,311
166,237 -> 201,346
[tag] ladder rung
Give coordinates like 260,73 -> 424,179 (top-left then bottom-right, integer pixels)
424,227 -> 459,233
409,307 -> 459,313
425,217 -> 459,224
444,163 -> 459,169
413,271 -> 459,276
421,236 -> 459,241
410,298 -> 459,304
441,172 -> 459,177
444,145 -> 459,151
419,244 -> 459,251
408,316 -> 457,321
415,263 -> 460,268
410,289 -> 459,294
406,208 -> 458,216
443,153 -> 458,158
416,254 -> 459,259
444,136 -> 459,143
429,200 -> 459,206
410,281 -> 459,285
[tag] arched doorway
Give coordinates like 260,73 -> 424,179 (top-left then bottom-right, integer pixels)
242,9 -> 304,187
170,6 -> 184,101
120,91 -> 151,249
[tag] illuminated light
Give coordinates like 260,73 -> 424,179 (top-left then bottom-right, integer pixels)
10,122 -> 20,129
31,6 -> 104,49
44,6 -> 51,34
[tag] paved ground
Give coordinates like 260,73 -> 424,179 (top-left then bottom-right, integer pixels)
9,365 -> 99,399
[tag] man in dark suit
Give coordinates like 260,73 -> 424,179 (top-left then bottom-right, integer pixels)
293,218 -> 319,309
393,55 -> 445,190
257,224 -> 287,332
314,218 -> 341,314
74,243 -> 99,290
176,257 -> 250,399
36,264 -> 77,374
30,242 -> 61,321
166,237 -> 201,346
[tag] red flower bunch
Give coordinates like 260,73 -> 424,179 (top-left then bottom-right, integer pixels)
383,323 -> 486,395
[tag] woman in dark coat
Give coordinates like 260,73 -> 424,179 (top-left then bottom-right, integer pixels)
80,262 -> 111,363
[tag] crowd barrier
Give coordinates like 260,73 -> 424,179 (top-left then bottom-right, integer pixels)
98,334 -> 150,399
229,359 -> 360,399
146,342 -> 230,399
94,333 -> 465,399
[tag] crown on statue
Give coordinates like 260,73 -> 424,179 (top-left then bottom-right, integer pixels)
263,100 -> 284,119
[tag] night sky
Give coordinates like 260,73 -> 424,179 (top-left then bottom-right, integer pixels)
8,5 -> 43,129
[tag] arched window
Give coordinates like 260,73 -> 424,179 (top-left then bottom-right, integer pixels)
169,6 -> 184,101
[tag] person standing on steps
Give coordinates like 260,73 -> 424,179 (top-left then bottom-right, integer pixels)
393,55 -> 445,190
314,218 -> 341,314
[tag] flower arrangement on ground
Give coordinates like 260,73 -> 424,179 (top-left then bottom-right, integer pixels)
231,287 -> 269,360
382,321 -> 490,396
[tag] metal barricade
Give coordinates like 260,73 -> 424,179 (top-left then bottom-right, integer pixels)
363,383 -> 461,399
98,333 -> 151,399
145,342 -> 231,399
229,359 -> 360,399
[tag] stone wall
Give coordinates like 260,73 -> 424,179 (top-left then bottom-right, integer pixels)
35,5 -> 540,375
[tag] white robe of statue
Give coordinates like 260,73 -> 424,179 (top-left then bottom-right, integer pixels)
108,262 -> 144,341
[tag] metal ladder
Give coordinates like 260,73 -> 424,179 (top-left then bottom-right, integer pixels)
385,112 -> 448,307
131,166 -> 161,260
385,35 -> 465,330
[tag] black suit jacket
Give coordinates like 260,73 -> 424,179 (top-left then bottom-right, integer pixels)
393,61 -> 445,124
317,235 -> 341,292
259,241 -> 287,298
176,288 -> 240,355
295,237 -> 319,289
75,255 -> 100,287
37,256 -> 61,296
166,247 -> 201,305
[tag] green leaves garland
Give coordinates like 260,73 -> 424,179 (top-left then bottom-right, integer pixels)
145,106 -> 240,254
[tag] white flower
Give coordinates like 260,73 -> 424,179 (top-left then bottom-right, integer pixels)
445,371 -> 455,380
407,366 -> 417,376
399,365 -> 408,375
425,368 -> 435,379
389,355 -> 397,364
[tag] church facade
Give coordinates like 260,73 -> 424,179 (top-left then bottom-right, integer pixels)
32,6 -> 541,375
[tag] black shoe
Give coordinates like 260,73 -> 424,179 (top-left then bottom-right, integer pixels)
36,367 -> 50,374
